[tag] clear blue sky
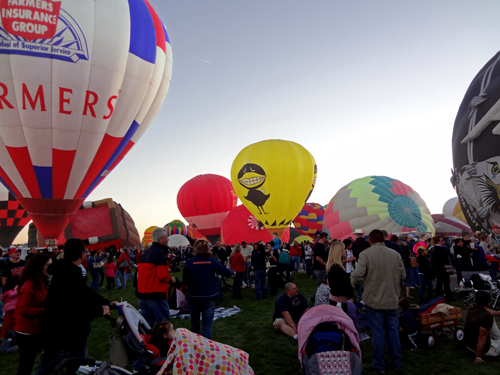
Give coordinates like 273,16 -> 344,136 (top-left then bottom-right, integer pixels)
14,0 -> 500,243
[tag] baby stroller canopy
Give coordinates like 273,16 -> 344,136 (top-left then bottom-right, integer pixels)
297,305 -> 361,362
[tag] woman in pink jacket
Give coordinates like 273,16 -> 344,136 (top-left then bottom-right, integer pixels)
104,256 -> 117,291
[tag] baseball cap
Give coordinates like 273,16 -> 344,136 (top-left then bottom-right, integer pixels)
8,248 -> 19,255
493,225 -> 499,230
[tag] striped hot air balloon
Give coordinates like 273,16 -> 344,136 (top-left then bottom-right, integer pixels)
293,203 -> 325,238
323,176 -> 434,240
0,0 -> 172,238
164,220 -> 187,236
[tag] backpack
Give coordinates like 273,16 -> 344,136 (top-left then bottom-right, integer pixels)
279,251 -> 290,264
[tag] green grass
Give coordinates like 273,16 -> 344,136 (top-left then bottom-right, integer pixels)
1,271 -> 499,374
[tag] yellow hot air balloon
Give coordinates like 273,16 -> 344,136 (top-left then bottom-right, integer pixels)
142,226 -> 159,248
452,201 -> 467,223
230,140 -> 315,238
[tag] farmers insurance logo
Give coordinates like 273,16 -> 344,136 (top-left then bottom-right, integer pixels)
0,0 -> 89,63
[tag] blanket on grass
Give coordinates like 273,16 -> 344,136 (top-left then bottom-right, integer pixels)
158,328 -> 254,375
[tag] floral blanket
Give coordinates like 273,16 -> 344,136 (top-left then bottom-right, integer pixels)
158,328 -> 254,375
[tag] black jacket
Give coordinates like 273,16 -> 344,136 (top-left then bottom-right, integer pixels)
40,259 -> 109,348
352,237 -> 370,260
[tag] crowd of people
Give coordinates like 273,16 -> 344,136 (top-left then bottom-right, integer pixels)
1,225 -> 500,373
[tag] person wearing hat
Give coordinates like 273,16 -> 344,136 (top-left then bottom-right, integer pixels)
1,248 -> 25,286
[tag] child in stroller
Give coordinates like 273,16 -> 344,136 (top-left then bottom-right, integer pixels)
298,304 -> 362,375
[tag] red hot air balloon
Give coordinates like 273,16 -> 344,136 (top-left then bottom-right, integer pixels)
0,184 -> 30,248
221,205 -> 291,245
177,174 -> 238,242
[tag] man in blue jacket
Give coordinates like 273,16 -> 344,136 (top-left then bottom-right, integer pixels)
183,239 -> 235,339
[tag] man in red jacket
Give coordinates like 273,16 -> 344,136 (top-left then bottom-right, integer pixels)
136,227 -> 176,326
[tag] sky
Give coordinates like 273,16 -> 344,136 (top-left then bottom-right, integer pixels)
13,0 -> 500,244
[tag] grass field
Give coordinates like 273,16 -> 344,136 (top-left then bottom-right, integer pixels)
1,269 -> 499,375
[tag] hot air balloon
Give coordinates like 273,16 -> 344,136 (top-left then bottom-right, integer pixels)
164,220 -> 187,236
442,197 -> 459,217
451,51 -> 500,232
220,205 -> 292,245
293,203 -> 325,238
432,214 -> 472,237
0,183 -> 30,248
323,176 -> 435,240
142,226 -> 159,248
0,0 -> 172,239
186,225 -> 208,241
177,174 -> 237,243
31,198 -> 141,249
230,140 -> 315,238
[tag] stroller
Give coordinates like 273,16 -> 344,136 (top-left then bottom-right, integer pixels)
107,302 -> 167,375
298,305 -> 362,375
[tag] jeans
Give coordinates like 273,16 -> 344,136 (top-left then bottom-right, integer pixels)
106,276 -> 115,290
490,262 -> 499,282
435,271 -> 452,298
404,267 -> 412,287
233,272 -> 244,298
115,269 -> 126,288
412,267 -> 420,286
291,256 -> 300,272
314,270 -> 326,286
89,271 -> 100,292
37,339 -> 87,375
357,282 -> 363,301
15,332 -> 40,375
305,259 -> 312,275
139,299 -> 170,327
254,270 -> 267,299
418,274 -> 433,302
244,261 -> 252,285
187,299 -> 216,340
365,306 -> 402,372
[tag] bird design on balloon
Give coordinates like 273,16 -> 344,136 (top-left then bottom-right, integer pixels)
237,163 -> 270,214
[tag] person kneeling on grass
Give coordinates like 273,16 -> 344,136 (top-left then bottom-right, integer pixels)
272,282 -> 309,340
465,291 -> 500,363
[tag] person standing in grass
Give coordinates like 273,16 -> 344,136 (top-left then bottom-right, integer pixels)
230,245 -> 247,299
351,229 -> 406,373
104,256 -> 117,291
136,228 -> 176,326
183,239 -> 235,339
251,243 -> 268,300
14,253 -> 52,375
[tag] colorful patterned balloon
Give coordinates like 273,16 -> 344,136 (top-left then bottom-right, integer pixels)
142,225 -> 159,247
293,203 -> 325,238
323,176 -> 434,239
164,220 -> 187,236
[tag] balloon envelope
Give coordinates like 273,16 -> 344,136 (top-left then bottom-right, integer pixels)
230,140 -> 315,238
142,226 -> 159,248
442,197 -> 459,217
0,184 -> 30,248
220,205 -> 291,245
177,174 -> 237,242
293,235 -> 314,244
432,214 -> 472,237
168,234 -> 190,247
0,0 -> 172,238
323,176 -> 435,240
451,51 -> 500,232
293,203 -> 325,238
164,220 -> 187,236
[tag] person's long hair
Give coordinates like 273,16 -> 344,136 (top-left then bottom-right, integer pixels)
230,244 -> 241,258
326,242 -> 345,272
18,253 -> 51,291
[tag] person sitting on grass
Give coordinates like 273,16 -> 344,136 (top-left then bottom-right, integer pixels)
272,282 -> 309,340
465,291 -> 500,363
